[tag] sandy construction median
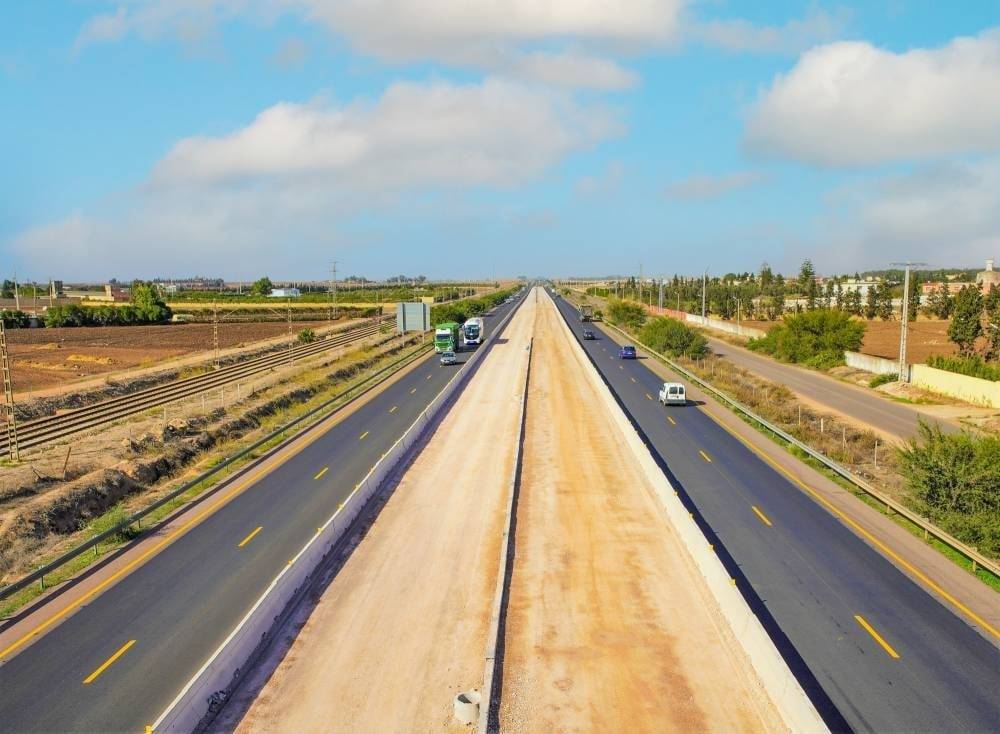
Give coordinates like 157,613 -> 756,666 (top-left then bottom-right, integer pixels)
497,290 -> 785,733
235,292 -> 535,733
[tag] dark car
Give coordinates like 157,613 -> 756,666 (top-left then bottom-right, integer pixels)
619,345 -> 637,359
582,329 -> 595,340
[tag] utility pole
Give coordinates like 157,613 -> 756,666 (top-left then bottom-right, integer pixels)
0,320 -> 19,461
287,298 -> 293,366
330,261 -> 338,321
658,279 -> 664,312
13,273 -> 19,312
891,261 -> 927,382
702,269 -> 708,323
212,302 -> 220,370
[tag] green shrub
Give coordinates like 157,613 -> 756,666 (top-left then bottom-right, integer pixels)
297,328 -> 317,344
869,373 -> 897,388
605,299 -> 647,329
748,309 -> 865,366
0,310 -> 29,328
926,355 -> 1000,382
898,422 -> 1000,557
639,317 -> 708,358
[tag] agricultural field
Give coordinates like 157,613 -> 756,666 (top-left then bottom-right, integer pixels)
5,320 -> 333,395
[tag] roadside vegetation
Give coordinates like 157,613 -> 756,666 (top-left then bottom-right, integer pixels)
639,317 -> 708,358
430,286 -> 520,325
898,423 -> 1000,557
605,298 -> 647,329
43,282 -> 172,327
926,355 -> 1000,382
747,309 -> 866,368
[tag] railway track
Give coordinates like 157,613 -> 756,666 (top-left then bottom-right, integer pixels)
2,316 -> 397,456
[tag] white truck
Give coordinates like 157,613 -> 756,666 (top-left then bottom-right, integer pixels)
463,317 -> 485,346
658,382 -> 687,406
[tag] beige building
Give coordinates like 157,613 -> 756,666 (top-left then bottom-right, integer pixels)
977,259 -> 999,294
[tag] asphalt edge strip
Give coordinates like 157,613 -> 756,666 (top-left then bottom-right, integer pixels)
478,335 -> 532,734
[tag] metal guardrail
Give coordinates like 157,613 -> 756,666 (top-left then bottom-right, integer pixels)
0,342 -> 433,604
582,307 -> 1000,581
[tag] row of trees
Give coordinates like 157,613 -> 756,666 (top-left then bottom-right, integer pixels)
603,298 -> 709,359
44,282 -> 172,328
945,285 -> 1000,359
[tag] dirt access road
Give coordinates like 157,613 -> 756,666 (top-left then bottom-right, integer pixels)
498,290 -> 783,733
235,293 -> 536,732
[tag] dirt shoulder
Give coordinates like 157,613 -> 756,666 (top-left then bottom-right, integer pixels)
497,291 -> 783,733
234,295 -> 535,732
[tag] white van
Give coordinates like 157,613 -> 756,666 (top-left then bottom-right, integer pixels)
658,382 -> 686,406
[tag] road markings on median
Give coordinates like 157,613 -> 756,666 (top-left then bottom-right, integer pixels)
389,405 -> 398,413
855,615 -> 900,659
667,416 -> 677,426
238,526 -> 263,548
83,639 -> 136,684
699,450 -> 712,463
314,467 -> 329,480
751,506 -> 773,527
359,431 -> 369,440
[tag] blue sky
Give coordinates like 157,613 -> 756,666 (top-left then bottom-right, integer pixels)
2,1 -> 999,281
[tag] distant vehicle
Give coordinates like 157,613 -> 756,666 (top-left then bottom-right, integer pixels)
434,322 -> 461,353
582,329 -> 595,340
463,317 -> 485,346
619,345 -> 637,359
440,351 -> 457,366
579,304 -> 594,322
658,382 -> 686,406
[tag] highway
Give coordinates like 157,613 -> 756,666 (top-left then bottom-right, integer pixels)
0,296 -> 524,733
551,292 -> 1000,733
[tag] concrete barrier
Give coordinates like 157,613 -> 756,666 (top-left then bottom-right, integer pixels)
845,350 -> 900,376
686,313 -> 767,339
151,296 -> 527,733
546,290 -> 828,734
910,364 -> 1000,409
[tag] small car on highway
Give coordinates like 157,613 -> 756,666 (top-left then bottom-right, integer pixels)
618,345 -> 637,359
440,351 -> 457,365
582,329 -> 595,340
658,381 -> 687,406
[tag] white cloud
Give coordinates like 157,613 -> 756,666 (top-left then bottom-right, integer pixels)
690,8 -> 849,55
746,29 -> 1000,166
152,78 -> 620,188
801,157 -> 1000,271
73,0 -> 678,88
11,78 -> 621,277
270,37 -> 308,69
510,52 -> 637,90
664,170 -> 763,200
575,160 -> 625,197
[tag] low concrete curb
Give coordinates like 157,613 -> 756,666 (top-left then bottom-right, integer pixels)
478,337 -> 532,734
548,289 -> 828,734
150,296 -> 526,733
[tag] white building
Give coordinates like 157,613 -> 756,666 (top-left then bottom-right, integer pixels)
268,287 -> 301,298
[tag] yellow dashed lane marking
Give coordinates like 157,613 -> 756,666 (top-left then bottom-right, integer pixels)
314,467 -> 329,480
855,615 -> 900,659
238,526 -> 263,548
751,506 -> 773,527
84,640 -> 136,684
699,450 -> 712,463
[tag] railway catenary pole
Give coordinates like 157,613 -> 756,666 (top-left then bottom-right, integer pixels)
212,301 -> 220,370
330,261 -> 338,322
702,268 -> 708,323
287,298 -> 293,366
0,320 -> 20,461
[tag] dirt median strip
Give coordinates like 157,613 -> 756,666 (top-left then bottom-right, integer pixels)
496,290 -> 793,733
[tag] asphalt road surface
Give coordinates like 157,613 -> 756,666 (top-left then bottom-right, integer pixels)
704,335 -> 958,440
0,294 -> 525,733
550,291 -> 1000,734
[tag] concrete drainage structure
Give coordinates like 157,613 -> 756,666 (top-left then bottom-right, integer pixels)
453,690 -> 481,725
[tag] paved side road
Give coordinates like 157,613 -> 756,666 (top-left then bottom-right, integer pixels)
704,335 -> 959,441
